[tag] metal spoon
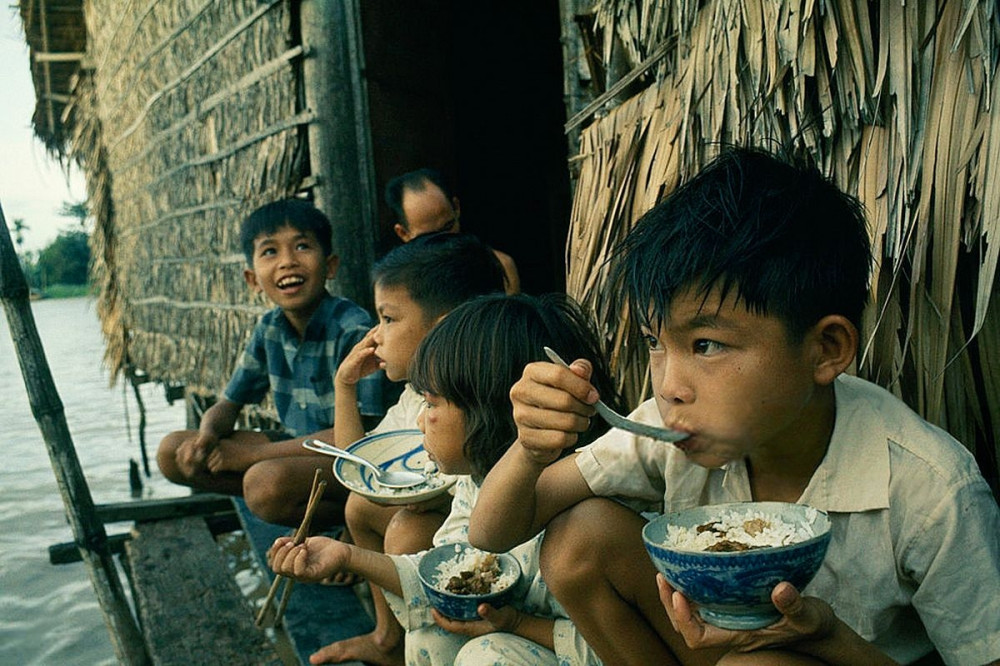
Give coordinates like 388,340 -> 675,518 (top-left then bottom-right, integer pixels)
542,347 -> 689,443
302,439 -> 427,489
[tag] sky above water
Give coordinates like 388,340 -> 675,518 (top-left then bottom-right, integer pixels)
0,8 -> 87,253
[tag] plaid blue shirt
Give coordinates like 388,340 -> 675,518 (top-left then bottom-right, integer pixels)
224,293 -> 396,437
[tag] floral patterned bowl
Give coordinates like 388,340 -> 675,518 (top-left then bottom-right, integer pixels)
417,543 -> 522,621
642,501 -> 832,630
332,429 -> 456,505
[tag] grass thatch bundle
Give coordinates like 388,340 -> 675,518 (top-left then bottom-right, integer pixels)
59,0 -> 310,424
565,0 -> 999,487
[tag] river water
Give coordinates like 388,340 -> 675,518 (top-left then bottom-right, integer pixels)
0,297 -> 191,664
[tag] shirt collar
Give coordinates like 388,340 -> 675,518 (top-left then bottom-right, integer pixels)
274,292 -> 334,341
798,375 -> 891,512
712,376 -> 891,512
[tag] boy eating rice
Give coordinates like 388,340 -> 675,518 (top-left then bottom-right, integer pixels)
470,147 -> 1000,665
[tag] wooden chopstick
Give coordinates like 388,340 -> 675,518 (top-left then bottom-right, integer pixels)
255,468 -> 327,628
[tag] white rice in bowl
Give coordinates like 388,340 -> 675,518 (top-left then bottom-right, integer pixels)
432,545 -> 519,595
666,506 -> 821,552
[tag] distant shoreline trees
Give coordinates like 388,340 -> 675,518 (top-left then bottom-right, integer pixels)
5,200 -> 92,297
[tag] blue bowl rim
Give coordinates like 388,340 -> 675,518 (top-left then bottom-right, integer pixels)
334,428 -> 425,478
642,501 -> 832,558
417,544 -> 523,601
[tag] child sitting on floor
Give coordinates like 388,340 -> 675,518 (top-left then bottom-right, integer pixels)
293,231 -> 506,665
469,147 -> 1000,665
156,198 -> 397,529
269,292 -> 622,665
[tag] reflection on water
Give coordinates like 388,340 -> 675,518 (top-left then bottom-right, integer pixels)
0,297 -> 189,665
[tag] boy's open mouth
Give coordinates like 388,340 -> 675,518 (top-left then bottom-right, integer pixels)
276,275 -> 305,290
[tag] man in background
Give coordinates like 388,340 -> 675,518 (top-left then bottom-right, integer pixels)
385,167 -> 520,293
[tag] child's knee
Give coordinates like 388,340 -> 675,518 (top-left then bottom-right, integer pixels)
243,461 -> 288,521
384,508 -> 441,555
541,499 -> 637,586
155,430 -> 189,479
344,492 -> 366,530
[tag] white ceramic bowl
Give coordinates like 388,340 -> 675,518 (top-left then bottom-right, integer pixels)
332,429 -> 456,505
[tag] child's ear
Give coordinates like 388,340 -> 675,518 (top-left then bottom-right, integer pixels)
243,267 -> 262,293
451,197 -> 461,218
393,223 -> 412,243
325,254 -> 340,280
809,315 -> 858,385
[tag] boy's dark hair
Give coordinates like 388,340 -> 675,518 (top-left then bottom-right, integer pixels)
410,292 -> 622,483
612,146 -> 872,340
371,232 -> 505,321
384,168 -> 455,228
240,199 -> 334,265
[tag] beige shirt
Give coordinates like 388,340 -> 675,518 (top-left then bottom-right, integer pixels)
370,383 -> 424,434
576,374 -> 1000,666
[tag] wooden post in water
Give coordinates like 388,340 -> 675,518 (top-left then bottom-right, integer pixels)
0,201 -> 150,664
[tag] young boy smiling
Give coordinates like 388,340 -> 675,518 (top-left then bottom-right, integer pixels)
156,199 -> 394,528
470,148 -> 1000,665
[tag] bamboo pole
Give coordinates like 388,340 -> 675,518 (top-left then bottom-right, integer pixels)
0,201 -> 150,665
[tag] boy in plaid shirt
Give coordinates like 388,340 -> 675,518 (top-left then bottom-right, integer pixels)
157,198 -> 398,529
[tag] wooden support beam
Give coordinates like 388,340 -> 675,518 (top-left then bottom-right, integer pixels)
564,37 -> 674,133
34,51 -> 85,63
95,494 -> 235,524
300,0 -> 377,310
0,200 -> 150,664
38,0 -> 56,135
50,533 -> 131,565
48,508 -> 242,565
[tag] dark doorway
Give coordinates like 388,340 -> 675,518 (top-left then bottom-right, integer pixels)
360,1 -> 571,294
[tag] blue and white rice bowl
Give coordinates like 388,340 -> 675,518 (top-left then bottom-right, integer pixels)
417,543 -> 522,621
642,501 -> 832,630
332,429 -> 456,505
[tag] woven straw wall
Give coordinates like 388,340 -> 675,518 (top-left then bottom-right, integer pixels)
565,0 -> 999,477
72,0 -> 309,414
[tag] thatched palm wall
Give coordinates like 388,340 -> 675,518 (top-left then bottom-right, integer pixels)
67,0 -> 308,414
563,0 -> 999,488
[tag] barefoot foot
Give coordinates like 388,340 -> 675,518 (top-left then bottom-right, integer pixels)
308,632 -> 404,665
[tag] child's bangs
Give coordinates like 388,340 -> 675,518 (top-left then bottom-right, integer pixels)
409,333 -> 465,403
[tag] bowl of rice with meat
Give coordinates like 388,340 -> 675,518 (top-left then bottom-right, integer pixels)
642,501 -> 831,630
417,543 -> 522,621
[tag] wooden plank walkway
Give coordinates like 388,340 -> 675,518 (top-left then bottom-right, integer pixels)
234,499 -> 373,666
127,514 -> 281,665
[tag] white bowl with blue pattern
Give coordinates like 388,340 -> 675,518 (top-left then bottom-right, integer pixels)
643,502 -> 832,630
332,429 -> 457,506
417,543 -> 522,621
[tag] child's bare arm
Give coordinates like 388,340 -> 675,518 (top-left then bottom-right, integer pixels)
470,447 -> 591,551
198,398 -> 242,441
175,398 -> 243,474
268,535 -> 403,597
469,359 -> 598,551
333,327 -> 381,447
